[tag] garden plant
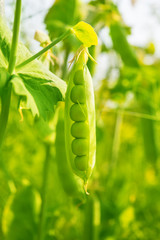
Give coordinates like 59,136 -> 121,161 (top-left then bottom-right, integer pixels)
0,0 -> 160,239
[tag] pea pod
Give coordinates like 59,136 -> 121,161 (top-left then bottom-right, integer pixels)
87,45 -> 98,77
65,48 -> 96,184
55,103 -> 86,202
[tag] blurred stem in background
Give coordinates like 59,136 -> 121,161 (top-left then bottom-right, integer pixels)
83,195 -> 101,240
111,111 -> 123,167
140,102 -> 158,165
62,47 -> 70,80
110,22 -> 158,165
38,143 -> 51,240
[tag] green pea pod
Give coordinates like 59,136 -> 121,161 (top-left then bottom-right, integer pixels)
55,103 -> 86,202
65,48 -> 96,185
87,45 -> 97,76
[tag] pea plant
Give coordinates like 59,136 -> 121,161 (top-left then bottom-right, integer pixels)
1,0 -> 159,239
0,1 -> 97,165
0,0 -> 98,239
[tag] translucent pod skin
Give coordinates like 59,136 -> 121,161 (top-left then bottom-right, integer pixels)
55,103 -> 86,202
65,49 -> 96,184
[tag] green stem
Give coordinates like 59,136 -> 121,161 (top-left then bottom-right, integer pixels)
0,0 -> 21,150
111,111 -> 123,167
0,85 -> 12,149
62,48 -> 70,80
8,0 -> 22,74
38,144 -> 51,240
16,29 -> 71,70
83,195 -> 101,240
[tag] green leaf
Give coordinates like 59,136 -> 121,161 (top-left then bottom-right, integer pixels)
34,107 -> 59,143
45,0 -> 82,38
0,17 -> 67,119
0,18 -> 11,67
72,21 -> 98,47
110,22 -> 139,68
11,72 -> 64,120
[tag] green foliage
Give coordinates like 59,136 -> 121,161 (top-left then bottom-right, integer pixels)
2,184 -> 41,240
0,0 -> 160,239
45,0 -> 82,38
110,22 -> 139,68
0,17 -> 66,120
72,21 -> 98,47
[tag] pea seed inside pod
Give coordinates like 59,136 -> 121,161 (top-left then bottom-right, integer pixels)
75,156 -> 88,171
70,85 -> 85,104
70,104 -> 87,122
71,138 -> 88,156
71,122 -> 89,138
73,70 -> 84,85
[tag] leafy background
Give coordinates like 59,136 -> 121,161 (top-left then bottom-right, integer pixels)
1,0 -> 160,239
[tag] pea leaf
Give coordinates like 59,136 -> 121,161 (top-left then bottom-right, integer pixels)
45,0 -> 82,38
110,22 -> 139,68
0,18 -> 11,67
72,21 -> 98,47
0,17 -> 66,119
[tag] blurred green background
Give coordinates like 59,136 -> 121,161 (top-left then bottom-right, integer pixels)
1,0 -> 160,239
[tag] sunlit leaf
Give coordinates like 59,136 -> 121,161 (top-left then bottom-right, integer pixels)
45,0 -> 82,38
72,21 -> 98,47
110,22 -> 139,67
0,17 -> 67,120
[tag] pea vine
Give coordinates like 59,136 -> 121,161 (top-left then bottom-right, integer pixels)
0,1 -> 98,239
0,0 -> 97,150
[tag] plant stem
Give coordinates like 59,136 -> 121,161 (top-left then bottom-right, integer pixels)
62,48 -> 70,80
8,0 -> 22,74
38,143 -> 51,240
83,195 -> 101,240
111,111 -> 123,167
0,84 -> 12,149
0,0 -> 21,150
16,29 -> 71,70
